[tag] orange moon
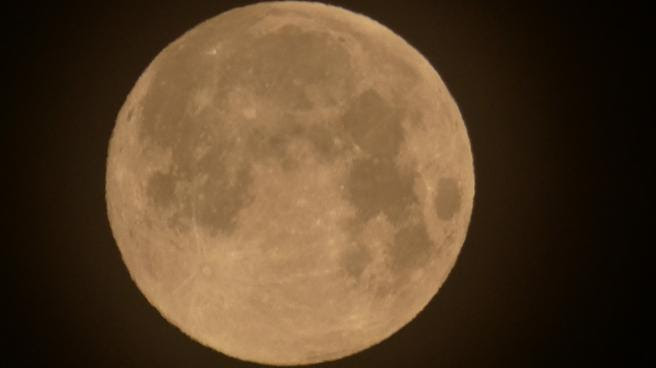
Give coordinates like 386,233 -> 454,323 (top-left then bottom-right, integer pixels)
106,1 -> 474,365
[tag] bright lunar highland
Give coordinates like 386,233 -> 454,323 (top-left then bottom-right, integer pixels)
106,1 -> 474,365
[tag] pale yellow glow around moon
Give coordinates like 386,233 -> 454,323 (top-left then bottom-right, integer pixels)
106,1 -> 474,365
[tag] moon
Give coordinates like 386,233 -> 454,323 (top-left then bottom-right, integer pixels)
106,1 -> 474,365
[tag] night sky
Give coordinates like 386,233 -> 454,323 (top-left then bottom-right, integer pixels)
9,0 -> 648,367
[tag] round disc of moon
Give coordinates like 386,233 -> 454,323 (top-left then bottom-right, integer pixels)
106,1 -> 474,365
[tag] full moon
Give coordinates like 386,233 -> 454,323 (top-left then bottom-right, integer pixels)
106,1 -> 474,365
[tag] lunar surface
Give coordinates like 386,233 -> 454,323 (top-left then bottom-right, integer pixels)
106,1 -> 474,365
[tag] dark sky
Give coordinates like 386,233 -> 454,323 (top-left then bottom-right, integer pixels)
9,0 -> 648,367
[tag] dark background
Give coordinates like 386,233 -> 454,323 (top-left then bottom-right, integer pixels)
9,0 -> 649,367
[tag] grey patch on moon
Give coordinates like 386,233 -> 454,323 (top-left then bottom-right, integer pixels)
345,158 -> 417,225
142,128 -> 254,236
341,88 -> 414,225
341,89 -> 405,157
434,177 -> 462,220
339,86 -> 435,285
248,117 -> 347,170
146,171 -> 177,209
213,22 -> 355,114
244,24 -> 353,109
193,158 -> 252,236
339,240 -> 372,279
390,221 -> 433,273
